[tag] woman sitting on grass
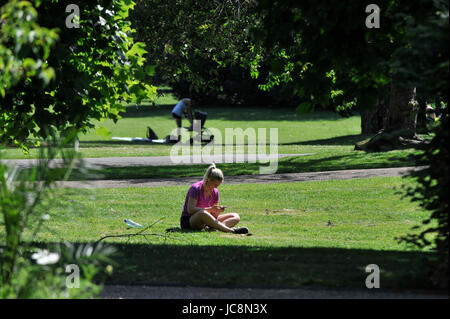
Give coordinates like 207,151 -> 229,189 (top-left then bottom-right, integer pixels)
180,164 -> 249,234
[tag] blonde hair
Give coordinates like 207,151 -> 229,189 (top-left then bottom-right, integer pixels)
203,163 -> 224,184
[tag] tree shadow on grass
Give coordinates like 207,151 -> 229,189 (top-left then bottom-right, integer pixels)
78,140 -> 169,148
100,243 -> 436,290
37,149 -> 417,182
70,151 -> 417,181
280,134 -> 371,146
120,103 -> 357,122
274,153 -> 418,174
78,133 -> 366,148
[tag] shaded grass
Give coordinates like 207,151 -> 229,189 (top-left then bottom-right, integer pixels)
9,176 -> 437,289
59,148 -> 419,180
105,244 -> 432,289
1,96 -> 428,180
1,90 -> 364,159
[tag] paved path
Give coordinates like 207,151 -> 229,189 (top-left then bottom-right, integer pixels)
57,166 -> 425,189
2,153 -> 313,168
99,284 -> 447,299
4,155 -> 425,189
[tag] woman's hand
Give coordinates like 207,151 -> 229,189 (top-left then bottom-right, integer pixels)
205,205 -> 225,218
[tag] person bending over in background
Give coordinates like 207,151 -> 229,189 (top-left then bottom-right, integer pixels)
171,98 -> 194,139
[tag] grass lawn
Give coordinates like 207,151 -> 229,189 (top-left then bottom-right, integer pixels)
13,145 -> 421,182
2,91 -> 425,177
1,90 -> 423,163
16,176 -> 436,289
0,89 -> 436,291
69,148 -> 418,181
1,102 -> 367,159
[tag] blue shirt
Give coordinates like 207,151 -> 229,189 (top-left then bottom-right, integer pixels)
172,99 -> 188,117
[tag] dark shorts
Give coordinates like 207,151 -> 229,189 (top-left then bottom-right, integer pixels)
180,215 -> 191,229
172,112 -> 182,120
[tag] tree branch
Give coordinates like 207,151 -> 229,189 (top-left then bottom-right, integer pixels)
95,218 -> 190,244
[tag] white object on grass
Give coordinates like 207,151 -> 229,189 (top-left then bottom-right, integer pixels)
150,139 -> 166,143
31,249 -> 60,265
124,219 -> 144,228
112,137 -> 166,143
112,137 -> 133,141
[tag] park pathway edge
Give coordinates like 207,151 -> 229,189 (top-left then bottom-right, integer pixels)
56,166 -> 426,189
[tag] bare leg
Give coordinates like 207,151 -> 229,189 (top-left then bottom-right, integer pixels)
217,213 -> 240,228
174,117 -> 182,139
189,210 -> 234,233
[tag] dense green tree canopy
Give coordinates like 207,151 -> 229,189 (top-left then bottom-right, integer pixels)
130,0 -> 261,104
0,0 -> 156,151
390,0 -> 448,103
250,0 -> 447,112
130,0 -> 303,106
251,0 -> 449,286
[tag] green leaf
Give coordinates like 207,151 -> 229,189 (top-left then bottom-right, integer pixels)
145,65 -> 156,76
22,58 -> 36,70
127,42 -> 147,57
95,126 -> 111,139
296,102 -> 314,115
38,68 -> 55,86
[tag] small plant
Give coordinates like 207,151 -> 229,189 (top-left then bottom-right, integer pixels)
0,136 -> 116,298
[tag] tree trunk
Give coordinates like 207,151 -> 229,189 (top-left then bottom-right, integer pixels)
360,95 -> 388,134
416,97 -> 428,133
385,83 -> 419,136
355,83 -> 424,152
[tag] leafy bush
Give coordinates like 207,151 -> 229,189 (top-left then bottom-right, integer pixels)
0,0 -> 156,152
0,138 -> 116,298
0,242 -> 115,298
400,105 -> 448,289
